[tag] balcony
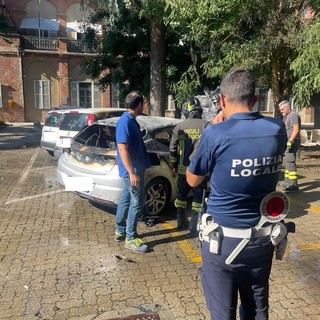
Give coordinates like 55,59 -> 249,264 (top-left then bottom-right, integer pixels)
21,36 -> 59,51
67,40 -> 94,53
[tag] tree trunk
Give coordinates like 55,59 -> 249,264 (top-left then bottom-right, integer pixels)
310,94 -> 320,128
271,53 -> 291,119
271,55 -> 282,118
150,19 -> 166,116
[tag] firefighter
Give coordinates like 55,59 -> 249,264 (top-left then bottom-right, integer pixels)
279,100 -> 301,191
170,97 -> 209,232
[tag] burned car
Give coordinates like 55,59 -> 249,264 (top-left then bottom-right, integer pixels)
56,115 -> 182,216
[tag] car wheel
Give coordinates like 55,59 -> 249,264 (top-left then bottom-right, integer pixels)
144,178 -> 170,216
47,150 -> 54,156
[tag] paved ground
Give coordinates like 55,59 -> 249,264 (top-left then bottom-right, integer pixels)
0,124 -> 319,320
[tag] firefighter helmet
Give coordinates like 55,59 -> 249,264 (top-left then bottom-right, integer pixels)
182,96 -> 202,119
211,86 -> 220,106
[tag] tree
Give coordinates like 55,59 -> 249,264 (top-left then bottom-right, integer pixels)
82,1 -> 151,102
291,17 -> 320,127
164,0 -> 320,115
84,0 -> 173,116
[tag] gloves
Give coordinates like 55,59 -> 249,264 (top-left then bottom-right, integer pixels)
286,141 -> 292,152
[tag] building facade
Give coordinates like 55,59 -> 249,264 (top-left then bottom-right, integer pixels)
0,0 -> 111,123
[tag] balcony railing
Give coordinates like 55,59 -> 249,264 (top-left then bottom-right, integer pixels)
67,40 -> 94,53
21,36 -> 59,51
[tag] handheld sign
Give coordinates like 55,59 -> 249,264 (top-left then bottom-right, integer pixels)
225,191 -> 290,265
259,191 -> 290,224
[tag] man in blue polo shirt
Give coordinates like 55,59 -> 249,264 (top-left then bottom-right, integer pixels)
187,69 -> 287,319
114,91 -> 150,253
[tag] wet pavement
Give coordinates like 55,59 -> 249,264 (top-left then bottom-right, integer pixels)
0,124 -> 319,320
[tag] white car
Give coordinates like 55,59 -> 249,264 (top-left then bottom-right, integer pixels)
40,107 -> 80,156
54,108 -> 126,158
56,115 -> 182,216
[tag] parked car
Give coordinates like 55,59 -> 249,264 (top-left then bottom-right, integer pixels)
56,115 -> 182,216
54,108 -> 126,158
40,106 -> 81,156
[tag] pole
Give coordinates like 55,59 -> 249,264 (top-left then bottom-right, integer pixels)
37,0 -> 41,40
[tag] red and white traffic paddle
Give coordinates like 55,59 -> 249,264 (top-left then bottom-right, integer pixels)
225,191 -> 290,265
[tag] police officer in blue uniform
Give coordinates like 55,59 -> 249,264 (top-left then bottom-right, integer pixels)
186,69 -> 287,320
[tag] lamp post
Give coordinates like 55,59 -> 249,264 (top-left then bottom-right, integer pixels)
37,0 -> 41,41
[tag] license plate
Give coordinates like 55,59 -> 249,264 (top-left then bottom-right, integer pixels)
64,177 -> 93,192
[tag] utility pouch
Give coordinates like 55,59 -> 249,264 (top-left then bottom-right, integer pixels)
209,230 -> 221,255
275,237 -> 288,260
270,222 -> 287,246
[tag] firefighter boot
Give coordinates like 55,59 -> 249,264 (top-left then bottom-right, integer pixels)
189,210 -> 198,233
177,208 -> 187,229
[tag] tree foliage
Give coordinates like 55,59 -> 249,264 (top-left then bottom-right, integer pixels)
164,0 -> 320,109
82,1 -> 151,101
84,0 -> 320,116
291,17 -> 320,108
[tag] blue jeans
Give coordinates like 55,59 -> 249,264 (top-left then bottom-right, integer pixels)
115,173 -> 145,240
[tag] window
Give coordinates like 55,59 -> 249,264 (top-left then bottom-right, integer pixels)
111,84 -> 124,108
256,88 -> 268,112
154,128 -> 174,147
70,81 -> 100,108
34,80 -> 51,109
254,88 -> 274,113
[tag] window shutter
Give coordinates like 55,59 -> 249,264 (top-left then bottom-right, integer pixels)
71,81 -> 79,106
34,80 -> 42,109
93,84 -> 100,108
43,80 -> 51,108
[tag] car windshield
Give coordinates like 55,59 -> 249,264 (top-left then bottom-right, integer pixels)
45,113 -> 63,127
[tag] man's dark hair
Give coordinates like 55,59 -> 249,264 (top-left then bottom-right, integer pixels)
220,69 -> 256,106
125,91 -> 144,110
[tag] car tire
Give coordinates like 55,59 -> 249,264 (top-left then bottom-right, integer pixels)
144,178 -> 170,216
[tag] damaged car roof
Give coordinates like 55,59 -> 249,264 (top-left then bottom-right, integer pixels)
97,115 -> 182,131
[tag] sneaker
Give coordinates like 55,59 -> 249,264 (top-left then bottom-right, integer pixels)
125,238 -> 148,253
114,232 -> 125,242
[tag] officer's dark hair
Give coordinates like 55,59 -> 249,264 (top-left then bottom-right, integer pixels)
125,91 -> 144,110
220,69 -> 255,106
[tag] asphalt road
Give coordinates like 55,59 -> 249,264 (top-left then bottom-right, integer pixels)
0,124 -> 319,320
0,123 -> 42,150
